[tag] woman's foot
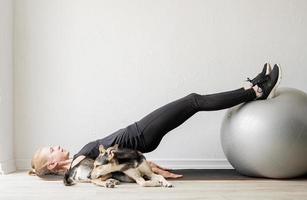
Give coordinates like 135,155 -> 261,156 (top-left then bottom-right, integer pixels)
246,63 -> 272,86
255,64 -> 282,100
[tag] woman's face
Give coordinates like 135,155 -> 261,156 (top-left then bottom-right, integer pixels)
41,145 -> 70,163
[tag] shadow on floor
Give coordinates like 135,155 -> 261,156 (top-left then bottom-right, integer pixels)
169,169 -> 307,181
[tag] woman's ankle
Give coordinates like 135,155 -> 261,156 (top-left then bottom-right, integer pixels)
252,85 -> 263,98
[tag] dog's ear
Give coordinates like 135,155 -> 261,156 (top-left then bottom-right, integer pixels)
108,151 -> 115,161
99,145 -> 106,153
108,145 -> 118,161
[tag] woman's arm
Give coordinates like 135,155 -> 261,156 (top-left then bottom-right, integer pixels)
70,155 -> 86,168
147,161 -> 183,179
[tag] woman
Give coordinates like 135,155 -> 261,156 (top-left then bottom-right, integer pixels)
29,63 -> 281,179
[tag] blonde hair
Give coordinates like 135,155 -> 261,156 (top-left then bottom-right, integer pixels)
28,147 -> 52,177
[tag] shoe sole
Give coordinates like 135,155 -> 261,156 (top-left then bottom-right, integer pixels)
267,64 -> 282,99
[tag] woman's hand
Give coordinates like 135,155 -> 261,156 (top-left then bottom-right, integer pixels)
147,161 -> 183,179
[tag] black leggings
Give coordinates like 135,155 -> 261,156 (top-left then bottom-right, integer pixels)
136,87 -> 256,153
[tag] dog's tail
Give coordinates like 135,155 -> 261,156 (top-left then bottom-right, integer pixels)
63,171 -> 75,186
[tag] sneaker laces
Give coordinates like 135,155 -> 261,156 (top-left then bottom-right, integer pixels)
246,74 -> 270,86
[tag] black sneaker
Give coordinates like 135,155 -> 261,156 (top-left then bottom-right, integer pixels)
256,64 -> 282,100
246,63 -> 271,86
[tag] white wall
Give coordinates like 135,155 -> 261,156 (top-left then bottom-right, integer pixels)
0,0 -> 15,174
14,0 -> 307,170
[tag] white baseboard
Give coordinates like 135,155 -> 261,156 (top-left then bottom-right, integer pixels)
0,159 -> 16,174
15,158 -> 233,170
151,159 -> 233,169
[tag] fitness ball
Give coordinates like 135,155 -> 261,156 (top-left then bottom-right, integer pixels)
220,87 -> 307,178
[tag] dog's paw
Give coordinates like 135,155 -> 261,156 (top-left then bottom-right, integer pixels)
160,181 -> 173,188
105,181 -> 115,188
165,182 -> 173,188
108,178 -> 120,185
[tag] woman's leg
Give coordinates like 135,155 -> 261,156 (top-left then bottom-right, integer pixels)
136,87 -> 256,153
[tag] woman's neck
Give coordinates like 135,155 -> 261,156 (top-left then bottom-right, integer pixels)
62,158 -> 74,171
56,156 -> 86,175
56,158 -> 73,175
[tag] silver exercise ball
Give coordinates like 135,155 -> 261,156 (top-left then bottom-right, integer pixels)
220,87 -> 307,178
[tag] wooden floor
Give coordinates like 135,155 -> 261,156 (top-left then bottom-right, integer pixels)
1,170 -> 307,200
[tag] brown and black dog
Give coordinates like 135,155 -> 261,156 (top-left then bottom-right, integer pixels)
63,144 -> 172,188
91,144 -> 173,187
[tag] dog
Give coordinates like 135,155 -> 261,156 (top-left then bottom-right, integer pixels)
63,154 -> 134,188
90,144 -> 173,187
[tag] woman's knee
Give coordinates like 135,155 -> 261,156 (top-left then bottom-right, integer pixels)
187,93 -> 199,98
186,93 -> 201,109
